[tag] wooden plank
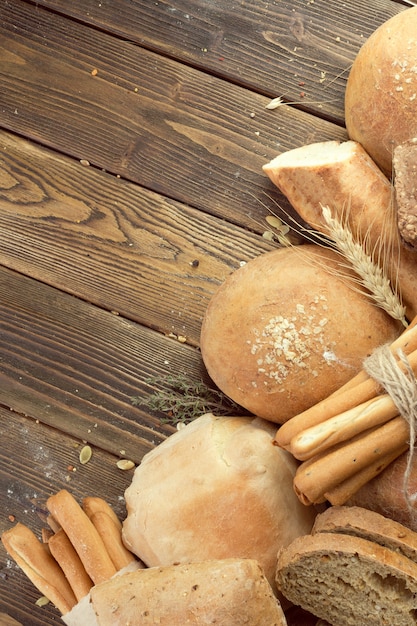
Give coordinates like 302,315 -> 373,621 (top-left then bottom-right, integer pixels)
30,0 -> 406,123
0,263 -> 232,454
0,409 -> 136,625
0,0 -> 347,226
0,131 -> 280,342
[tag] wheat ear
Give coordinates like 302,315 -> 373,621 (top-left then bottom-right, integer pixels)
321,205 -> 408,327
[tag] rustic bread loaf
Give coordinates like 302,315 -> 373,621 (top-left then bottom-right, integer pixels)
276,532 -> 417,626
200,245 -> 401,423
90,559 -> 288,626
122,413 -> 316,595
312,505 -> 417,562
345,6 -> 417,176
62,559 -> 287,626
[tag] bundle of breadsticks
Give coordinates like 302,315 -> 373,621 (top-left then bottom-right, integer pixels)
1,489 -> 141,616
275,315 -> 417,505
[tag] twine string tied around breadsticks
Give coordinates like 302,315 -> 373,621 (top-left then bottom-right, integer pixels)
363,344 -> 417,512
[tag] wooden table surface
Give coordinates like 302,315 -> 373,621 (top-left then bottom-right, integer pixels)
0,0 -> 413,623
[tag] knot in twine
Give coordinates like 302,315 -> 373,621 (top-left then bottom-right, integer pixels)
364,344 -> 417,512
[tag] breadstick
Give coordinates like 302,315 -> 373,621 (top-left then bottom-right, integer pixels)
324,442 -> 408,505
276,328 -> 417,450
293,416 -> 410,505
48,529 -> 93,601
290,394 -> 398,460
82,496 -> 122,530
47,490 -> 117,584
1,523 -> 77,615
87,510 -> 137,571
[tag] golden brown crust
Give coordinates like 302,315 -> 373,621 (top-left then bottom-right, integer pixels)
1,523 -> 77,615
47,490 -> 117,584
312,505 -> 417,561
200,244 -> 401,423
48,529 -> 94,601
91,559 -> 288,626
345,7 -> 417,176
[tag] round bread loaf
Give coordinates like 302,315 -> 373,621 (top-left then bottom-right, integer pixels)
200,245 -> 402,424
345,7 -> 417,176
122,413 -> 317,595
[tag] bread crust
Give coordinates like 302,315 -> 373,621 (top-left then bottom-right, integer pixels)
345,7 -> 417,176
90,559 -> 288,626
200,245 -> 401,423
123,414 -> 316,594
276,532 -> 417,625
312,505 -> 417,562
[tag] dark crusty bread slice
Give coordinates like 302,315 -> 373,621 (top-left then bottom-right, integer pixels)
312,505 -> 417,563
276,532 -> 417,626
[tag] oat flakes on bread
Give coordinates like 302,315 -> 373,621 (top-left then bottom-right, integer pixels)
276,532 -> 417,626
312,505 -> 417,562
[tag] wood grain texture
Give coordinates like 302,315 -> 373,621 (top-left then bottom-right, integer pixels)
0,0 -> 348,227
30,0 -> 406,122
0,130 -> 277,342
1,0 -> 415,623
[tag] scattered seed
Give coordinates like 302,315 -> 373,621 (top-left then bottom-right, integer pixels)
35,596 -> 50,607
80,159 -> 90,167
117,459 -> 135,471
265,96 -> 284,110
79,445 -> 92,465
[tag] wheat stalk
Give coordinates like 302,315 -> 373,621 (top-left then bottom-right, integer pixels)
321,204 -> 408,327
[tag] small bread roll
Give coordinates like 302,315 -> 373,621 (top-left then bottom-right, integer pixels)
122,414 -> 316,595
200,245 -> 401,423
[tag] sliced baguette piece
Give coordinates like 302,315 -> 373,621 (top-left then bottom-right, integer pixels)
276,532 -> 417,626
312,505 -> 417,563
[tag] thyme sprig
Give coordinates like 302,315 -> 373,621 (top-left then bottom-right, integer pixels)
132,374 -> 245,425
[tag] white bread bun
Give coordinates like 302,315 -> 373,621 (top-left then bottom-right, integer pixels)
345,7 -> 417,175
200,245 -> 401,423
122,413 -> 316,594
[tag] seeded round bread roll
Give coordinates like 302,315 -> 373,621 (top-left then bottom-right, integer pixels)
122,413 -> 317,595
345,6 -> 417,176
200,245 -> 401,423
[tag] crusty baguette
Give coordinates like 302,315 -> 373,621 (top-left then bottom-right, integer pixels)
1,523 -> 77,615
91,559 -> 287,626
263,139 -> 417,321
312,505 -> 417,563
276,532 -> 417,625
48,529 -> 93,601
47,490 -> 117,584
